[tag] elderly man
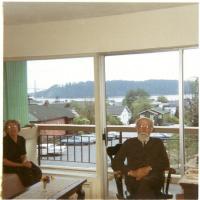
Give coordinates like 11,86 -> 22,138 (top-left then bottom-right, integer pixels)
112,117 -> 169,199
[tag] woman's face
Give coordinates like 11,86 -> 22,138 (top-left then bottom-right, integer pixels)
6,122 -> 19,137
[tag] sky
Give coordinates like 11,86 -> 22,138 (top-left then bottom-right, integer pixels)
27,49 -> 200,93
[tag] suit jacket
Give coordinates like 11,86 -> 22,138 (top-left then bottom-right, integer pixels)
112,137 -> 169,175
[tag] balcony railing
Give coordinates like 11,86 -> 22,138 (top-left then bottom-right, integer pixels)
37,124 -> 198,173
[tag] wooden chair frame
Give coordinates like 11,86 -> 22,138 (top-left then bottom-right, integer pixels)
107,144 -> 176,199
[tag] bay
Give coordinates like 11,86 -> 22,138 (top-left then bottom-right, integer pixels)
34,94 -> 192,104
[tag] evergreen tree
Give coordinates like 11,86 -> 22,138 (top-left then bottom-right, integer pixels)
157,96 -> 169,103
122,89 -> 149,109
106,115 -> 123,125
184,78 -> 199,126
131,97 -> 152,121
73,116 -> 90,124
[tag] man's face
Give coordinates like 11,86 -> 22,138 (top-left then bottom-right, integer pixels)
137,119 -> 153,137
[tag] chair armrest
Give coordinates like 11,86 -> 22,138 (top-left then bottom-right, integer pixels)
165,167 -> 176,195
164,167 -> 176,174
113,171 -> 124,199
169,167 -> 176,174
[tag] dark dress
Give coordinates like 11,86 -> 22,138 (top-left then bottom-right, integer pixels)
112,137 -> 169,199
3,135 -> 42,187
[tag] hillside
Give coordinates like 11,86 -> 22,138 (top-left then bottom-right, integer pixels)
31,80 -> 192,98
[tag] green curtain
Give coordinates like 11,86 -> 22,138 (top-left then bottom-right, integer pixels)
3,61 -> 28,127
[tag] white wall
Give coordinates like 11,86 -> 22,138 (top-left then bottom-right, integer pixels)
4,4 -> 198,60
19,126 -> 38,163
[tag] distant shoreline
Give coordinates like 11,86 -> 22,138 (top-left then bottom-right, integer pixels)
29,80 -> 195,99
31,94 -> 192,104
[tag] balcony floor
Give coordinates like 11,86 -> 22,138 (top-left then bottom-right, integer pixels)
108,179 -> 183,199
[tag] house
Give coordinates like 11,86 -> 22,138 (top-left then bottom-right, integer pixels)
107,105 -> 132,125
28,96 -> 43,105
139,107 -> 170,125
158,100 -> 178,116
163,105 -> 177,116
29,103 -> 78,135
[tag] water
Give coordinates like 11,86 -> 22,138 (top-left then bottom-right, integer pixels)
108,95 -> 178,102
34,94 -> 192,104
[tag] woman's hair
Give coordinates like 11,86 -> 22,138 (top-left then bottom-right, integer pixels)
4,119 -> 21,134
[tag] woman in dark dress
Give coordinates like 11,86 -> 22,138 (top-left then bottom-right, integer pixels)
3,120 -> 42,187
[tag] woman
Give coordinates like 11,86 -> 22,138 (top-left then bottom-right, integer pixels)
3,120 -> 42,187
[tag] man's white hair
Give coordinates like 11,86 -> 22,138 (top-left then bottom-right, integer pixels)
136,117 -> 154,128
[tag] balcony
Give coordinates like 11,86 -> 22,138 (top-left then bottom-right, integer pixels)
20,124 -> 198,199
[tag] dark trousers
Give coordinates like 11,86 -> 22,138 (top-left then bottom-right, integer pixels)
4,162 -> 42,187
125,172 -> 164,199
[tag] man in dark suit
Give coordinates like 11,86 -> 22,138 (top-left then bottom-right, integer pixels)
112,117 -> 169,199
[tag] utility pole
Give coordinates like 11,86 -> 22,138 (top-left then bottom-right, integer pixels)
34,80 -> 37,98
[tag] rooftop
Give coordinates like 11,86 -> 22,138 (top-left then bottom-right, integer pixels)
29,104 -> 76,122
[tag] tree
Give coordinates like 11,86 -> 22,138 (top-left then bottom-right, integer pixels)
72,116 -> 90,124
70,101 -> 95,124
122,89 -> 151,122
81,101 -> 95,124
64,102 -> 71,108
184,77 -> 199,126
106,115 -> 123,125
157,96 -> 168,103
131,97 -> 152,121
163,115 -> 179,124
123,89 -> 149,109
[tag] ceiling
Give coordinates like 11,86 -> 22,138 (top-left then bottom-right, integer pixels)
3,2 -> 194,25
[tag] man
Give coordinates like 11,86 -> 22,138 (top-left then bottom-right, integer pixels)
112,117 -> 169,199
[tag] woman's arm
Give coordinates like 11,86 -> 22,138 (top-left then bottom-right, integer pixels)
20,154 -> 28,163
20,154 -> 32,168
3,158 -> 32,168
3,158 -> 24,167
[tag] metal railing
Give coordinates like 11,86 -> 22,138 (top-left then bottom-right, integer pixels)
37,124 -> 198,172
38,134 -> 96,164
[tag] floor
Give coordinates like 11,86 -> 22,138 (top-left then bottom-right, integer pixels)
108,179 -> 183,199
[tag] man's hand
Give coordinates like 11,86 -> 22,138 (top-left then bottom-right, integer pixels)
128,166 -> 152,180
22,161 -> 32,168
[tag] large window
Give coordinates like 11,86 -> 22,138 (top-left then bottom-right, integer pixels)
105,49 -> 199,174
27,57 -> 96,167
28,57 -> 95,129
183,48 -> 199,165
105,51 -> 179,125
26,49 -> 199,172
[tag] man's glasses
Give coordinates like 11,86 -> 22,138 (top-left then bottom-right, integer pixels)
137,125 -> 151,129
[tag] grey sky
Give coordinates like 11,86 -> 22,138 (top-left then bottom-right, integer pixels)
27,49 -> 199,92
